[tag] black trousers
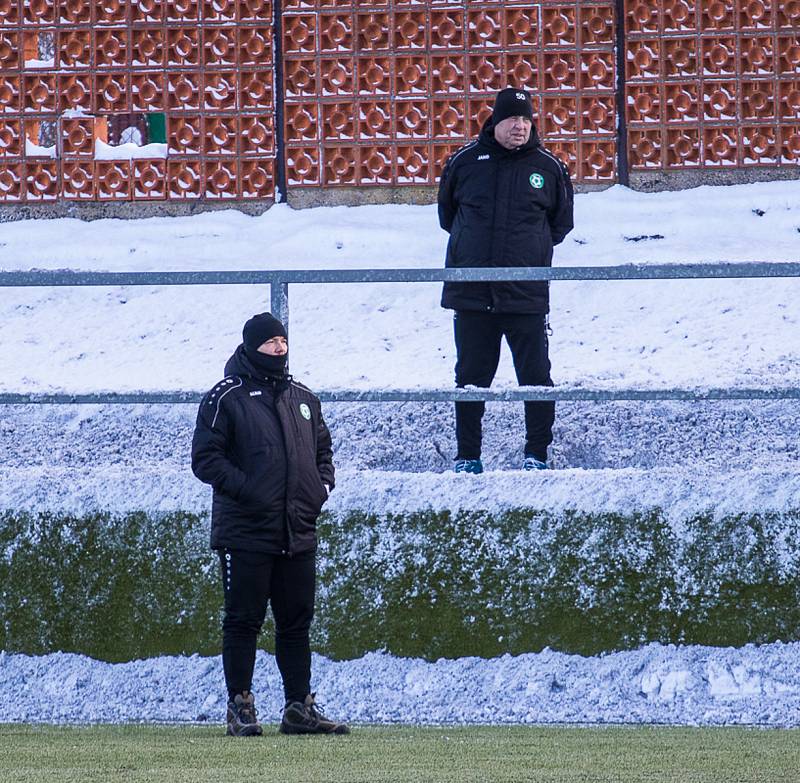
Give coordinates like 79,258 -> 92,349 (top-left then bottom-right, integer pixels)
218,547 -> 315,705
454,310 -> 555,462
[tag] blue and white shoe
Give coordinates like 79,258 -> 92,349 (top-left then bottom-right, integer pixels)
454,459 -> 483,474
522,455 -> 548,471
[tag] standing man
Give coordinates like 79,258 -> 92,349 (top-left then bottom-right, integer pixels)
438,87 -> 574,474
192,313 -> 349,737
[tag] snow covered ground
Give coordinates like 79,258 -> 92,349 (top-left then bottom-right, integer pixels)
4,642 -> 800,726
2,181 -> 800,726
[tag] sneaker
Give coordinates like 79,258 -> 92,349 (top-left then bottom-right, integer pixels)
454,459 -> 483,474
280,694 -> 350,735
226,691 -> 263,737
522,455 -> 548,471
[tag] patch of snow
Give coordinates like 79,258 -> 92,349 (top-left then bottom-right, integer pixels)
95,140 -> 168,160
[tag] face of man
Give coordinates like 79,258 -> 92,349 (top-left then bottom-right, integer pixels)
494,115 -> 533,150
257,336 -> 288,356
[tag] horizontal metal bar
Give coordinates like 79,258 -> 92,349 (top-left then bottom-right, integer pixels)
2,263 -> 800,288
2,387 -> 800,405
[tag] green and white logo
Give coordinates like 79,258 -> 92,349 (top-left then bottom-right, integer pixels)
529,173 -> 544,189
299,403 -> 312,420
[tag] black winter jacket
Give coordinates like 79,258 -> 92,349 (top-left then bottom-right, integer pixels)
438,119 -> 574,314
191,345 -> 334,555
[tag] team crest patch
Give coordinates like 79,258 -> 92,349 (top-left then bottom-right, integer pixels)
299,403 -> 312,420
530,173 -> 544,189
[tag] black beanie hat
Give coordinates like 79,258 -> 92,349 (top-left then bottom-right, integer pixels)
242,312 -> 287,352
492,87 -> 534,126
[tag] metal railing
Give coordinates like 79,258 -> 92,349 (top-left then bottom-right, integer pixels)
2,262 -> 800,404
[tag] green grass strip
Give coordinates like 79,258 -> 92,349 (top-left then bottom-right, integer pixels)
1,724 -> 799,783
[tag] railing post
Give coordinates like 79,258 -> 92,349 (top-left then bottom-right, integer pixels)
271,280 -> 289,331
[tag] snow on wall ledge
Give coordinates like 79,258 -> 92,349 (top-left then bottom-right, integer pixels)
3,643 -> 800,727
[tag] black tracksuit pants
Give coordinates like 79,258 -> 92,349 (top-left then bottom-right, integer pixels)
454,310 -> 554,462
218,547 -> 315,705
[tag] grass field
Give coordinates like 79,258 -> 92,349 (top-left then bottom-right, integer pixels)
2,724 -> 799,783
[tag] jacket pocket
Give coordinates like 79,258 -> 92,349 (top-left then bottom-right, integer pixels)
238,446 -> 285,511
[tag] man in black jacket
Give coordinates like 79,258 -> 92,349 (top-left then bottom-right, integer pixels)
192,312 -> 349,737
438,87 -> 574,474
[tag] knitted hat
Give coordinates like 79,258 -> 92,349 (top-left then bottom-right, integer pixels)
242,312 -> 287,351
492,88 -> 534,125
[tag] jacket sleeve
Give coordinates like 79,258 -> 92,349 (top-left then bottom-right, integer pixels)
548,157 -> 575,246
316,408 -> 335,491
437,152 -> 458,233
191,392 -> 248,499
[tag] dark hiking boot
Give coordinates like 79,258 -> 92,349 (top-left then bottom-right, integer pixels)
226,691 -> 263,737
280,694 -> 350,735
522,455 -> 548,471
454,458 -> 483,474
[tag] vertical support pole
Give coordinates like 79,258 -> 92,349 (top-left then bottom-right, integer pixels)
271,281 -> 289,334
614,0 -> 630,187
273,0 -> 288,203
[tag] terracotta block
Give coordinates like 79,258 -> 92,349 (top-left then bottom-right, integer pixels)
541,95 -> 577,138
239,27 -> 272,66
167,71 -> 202,111
740,0 -> 774,29
741,125 -> 779,163
285,59 -> 318,97
395,11 -> 427,50
778,36 -> 800,75
239,0 -> 273,23
664,82 -> 699,123
322,102 -> 356,140
359,145 -> 393,185
628,129 -> 663,169
627,39 -> 661,81
542,6 -> 576,47
204,115 -> 238,154
580,95 -> 615,135
24,73 -> 58,113
167,159 -> 202,198
62,160 -> 95,199
503,54 -> 538,92
395,55 -> 428,95
431,98 -> 466,138
542,52 -> 577,91
777,0 -> 800,27
0,161 -> 23,201
24,0 -> 56,25
204,27 -> 237,68
357,12 -> 391,51
580,140 -> 615,180
95,73 -> 130,113
701,0 -> 736,29
545,141 -> 577,177
204,159 -> 238,198
0,118 -> 21,157
468,53 -> 503,93
96,0 -> 127,25
284,14 -> 316,55
285,145 -> 319,185
320,12 -> 353,53
702,37 -> 737,76
0,31 -> 21,69
665,127 -> 701,166
0,75 -> 21,114
358,100 -> 391,139
357,56 -> 391,94
239,159 -> 274,199
25,160 -> 58,200
581,51 -> 614,90
663,0 -> 696,32
778,80 -> 800,118
131,28 -> 165,68
663,37 -> 698,77
580,4 -> 614,46
131,72 -> 165,112
467,96 -> 493,137
627,0 -> 660,35
395,99 -> 428,139
131,0 -> 165,24
0,0 -> 19,26
204,71 -> 237,111
168,114 -> 202,154
94,29 -> 128,68
431,142 -> 463,180
703,81 -> 737,121
321,58 -> 355,96
741,80 -> 776,120
285,102 -> 318,142
703,126 -> 739,166
780,125 -> 800,162
166,0 -> 199,23
322,144 -> 358,185
430,55 -> 465,94
468,8 -> 503,48
505,6 -> 538,48
396,144 -> 429,184
96,160 -> 132,200
60,30 -> 92,69
739,35 -> 774,76
240,114 -> 274,154
133,158 -> 166,199
167,27 -> 200,67
430,11 -> 464,49
203,0 -> 236,22
239,69 -> 273,109
60,116 -> 96,156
